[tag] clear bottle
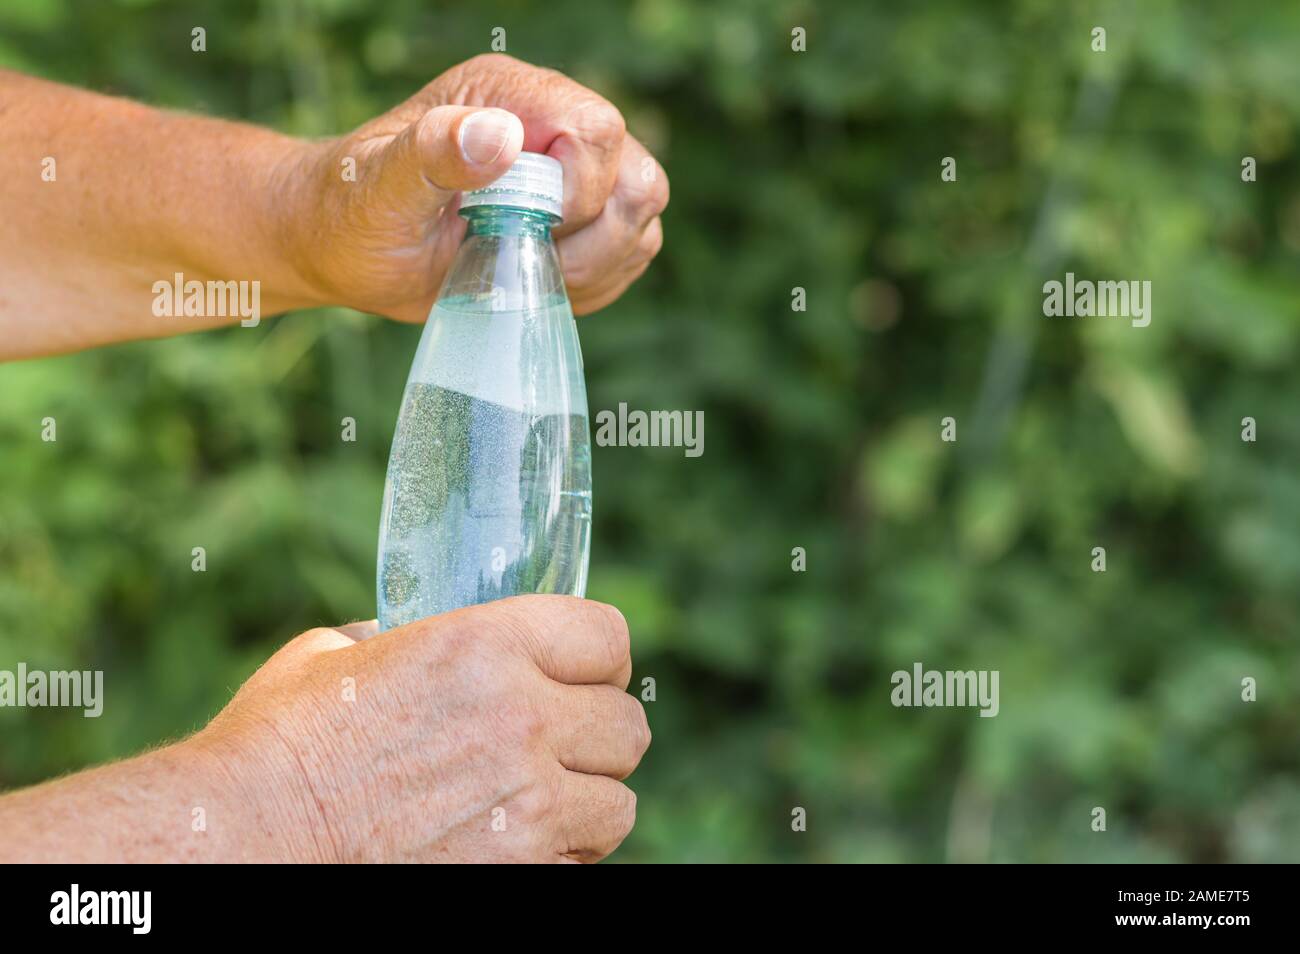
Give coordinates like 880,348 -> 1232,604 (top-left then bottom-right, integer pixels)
376,153 -> 591,631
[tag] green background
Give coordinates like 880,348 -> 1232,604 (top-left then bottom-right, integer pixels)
3,0 -> 1299,862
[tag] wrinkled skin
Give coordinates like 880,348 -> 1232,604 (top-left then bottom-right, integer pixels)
278,53 -> 669,322
197,595 -> 650,863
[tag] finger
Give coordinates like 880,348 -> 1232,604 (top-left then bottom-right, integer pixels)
557,137 -> 667,295
545,100 -> 627,235
490,594 -> 632,688
554,771 -> 638,862
361,105 -> 524,224
566,232 -> 660,315
566,222 -> 659,316
548,683 -> 651,779
608,135 -> 669,231
428,54 -> 627,234
571,262 -> 650,316
555,136 -> 666,272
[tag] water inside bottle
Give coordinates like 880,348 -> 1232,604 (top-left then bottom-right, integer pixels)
377,300 -> 591,630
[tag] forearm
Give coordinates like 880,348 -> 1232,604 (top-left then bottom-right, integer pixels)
0,736 -> 320,863
0,70 -> 322,360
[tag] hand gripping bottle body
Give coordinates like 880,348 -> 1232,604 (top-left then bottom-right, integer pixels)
376,153 -> 591,630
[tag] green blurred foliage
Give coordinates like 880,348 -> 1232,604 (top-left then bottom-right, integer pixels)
3,0 -> 1300,862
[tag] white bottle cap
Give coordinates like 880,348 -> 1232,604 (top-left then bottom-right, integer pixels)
460,151 -> 564,220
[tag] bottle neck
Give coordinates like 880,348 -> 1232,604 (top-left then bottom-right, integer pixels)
461,206 -> 558,240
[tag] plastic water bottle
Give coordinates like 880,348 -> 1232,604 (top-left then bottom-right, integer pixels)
376,152 -> 591,631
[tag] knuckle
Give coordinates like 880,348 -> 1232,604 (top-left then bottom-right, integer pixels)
481,600 -> 545,661
575,100 -> 627,146
565,195 -> 608,234
514,770 -> 561,824
608,696 -> 650,777
595,602 -> 631,669
637,219 -> 664,260
561,254 -> 602,292
494,690 -> 549,753
622,162 -> 670,216
627,699 -> 652,757
478,665 -> 548,753
652,171 -> 670,214
645,178 -> 670,218
609,784 -> 637,841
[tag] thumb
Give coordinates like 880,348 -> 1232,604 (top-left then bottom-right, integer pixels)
365,106 -> 524,219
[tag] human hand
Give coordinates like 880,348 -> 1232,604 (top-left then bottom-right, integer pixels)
190,595 -> 649,863
276,54 -> 668,322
